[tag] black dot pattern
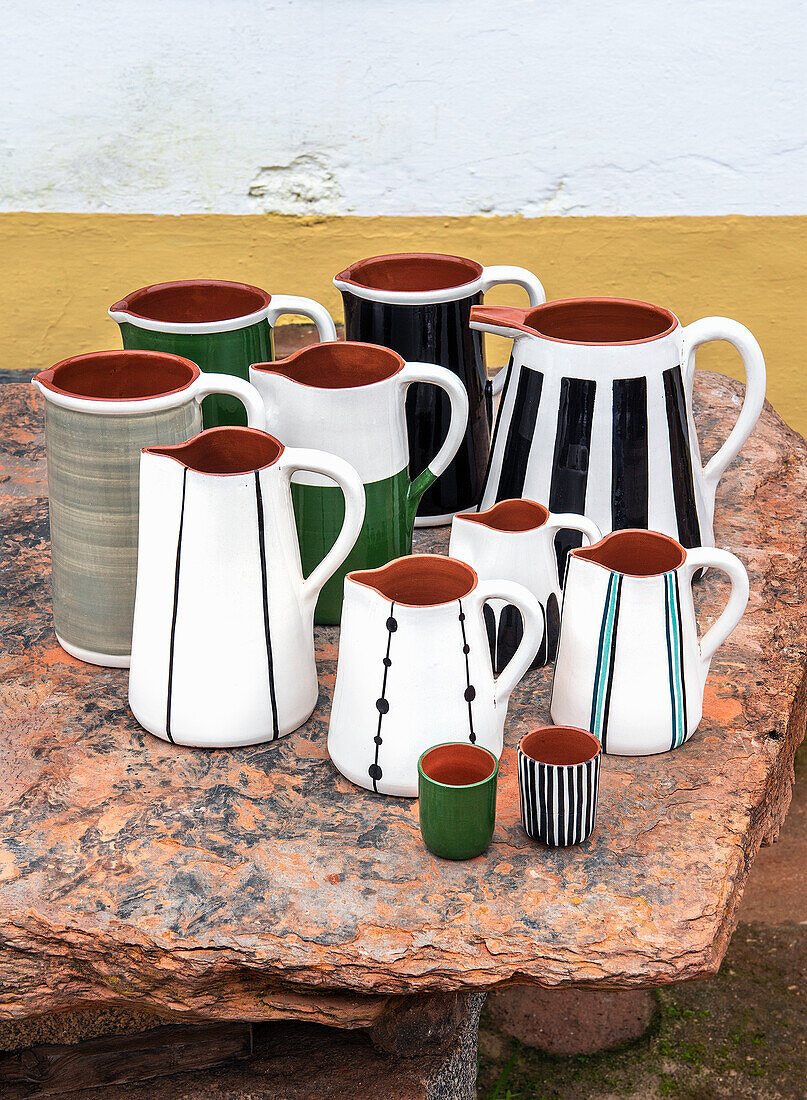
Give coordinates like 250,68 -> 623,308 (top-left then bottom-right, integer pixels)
457,598 -> 477,746
370,601 -> 396,793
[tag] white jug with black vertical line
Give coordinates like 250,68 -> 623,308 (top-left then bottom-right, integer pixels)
128,426 -> 365,748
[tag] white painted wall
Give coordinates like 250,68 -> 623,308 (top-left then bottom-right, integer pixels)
4,0 -> 805,216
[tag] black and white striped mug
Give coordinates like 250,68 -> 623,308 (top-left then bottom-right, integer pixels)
517,726 -> 601,846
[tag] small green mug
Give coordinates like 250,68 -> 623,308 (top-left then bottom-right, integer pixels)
417,743 -> 499,860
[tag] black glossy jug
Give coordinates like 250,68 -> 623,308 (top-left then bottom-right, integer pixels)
334,253 -> 545,525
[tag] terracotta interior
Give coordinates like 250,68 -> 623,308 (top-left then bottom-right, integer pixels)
337,253 -> 483,293
111,280 -> 271,324
350,555 -> 477,606
420,743 -> 497,787
38,352 -> 197,400
147,427 -> 283,474
256,342 -> 402,388
462,498 -> 549,532
523,298 -> 677,344
574,529 -> 685,576
520,727 -> 600,766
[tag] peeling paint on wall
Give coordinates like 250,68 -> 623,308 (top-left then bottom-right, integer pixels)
247,155 -> 343,215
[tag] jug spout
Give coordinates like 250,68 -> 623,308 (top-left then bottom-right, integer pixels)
145,426 -> 284,474
461,498 -> 549,532
251,341 -> 404,389
349,554 -> 477,606
573,529 -> 685,577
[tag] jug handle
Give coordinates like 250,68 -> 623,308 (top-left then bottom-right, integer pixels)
543,513 -> 603,587
193,373 -> 265,427
399,363 -> 470,522
681,317 -> 766,517
479,266 -> 546,307
469,306 -> 537,397
278,448 -> 366,614
467,579 -> 545,708
264,295 -> 338,342
681,546 -> 749,670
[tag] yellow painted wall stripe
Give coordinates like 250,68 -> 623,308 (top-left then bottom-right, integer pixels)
2,213 -> 804,433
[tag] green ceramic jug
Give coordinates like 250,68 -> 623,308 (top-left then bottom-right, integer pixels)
109,279 -> 337,428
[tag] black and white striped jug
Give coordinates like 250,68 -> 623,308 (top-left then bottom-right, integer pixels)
471,298 -> 766,570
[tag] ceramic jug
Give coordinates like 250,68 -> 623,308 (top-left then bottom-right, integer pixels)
551,529 -> 749,756
128,427 -> 365,748
328,554 -> 543,797
250,342 -> 469,623
334,253 -> 545,526
32,350 -> 265,667
449,498 -> 601,670
109,279 -> 337,428
470,297 -> 766,570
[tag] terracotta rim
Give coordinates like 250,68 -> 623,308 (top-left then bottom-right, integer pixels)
418,742 -> 498,788
349,554 -> 477,606
491,297 -> 678,346
34,351 -> 200,402
252,341 -> 404,389
519,727 -> 601,766
335,252 -> 483,294
460,498 -> 549,532
109,280 -> 272,324
573,529 -> 685,577
145,427 -> 284,475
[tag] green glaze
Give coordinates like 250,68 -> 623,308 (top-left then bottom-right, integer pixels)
292,465 -> 434,624
117,321 -> 274,427
417,745 -> 499,861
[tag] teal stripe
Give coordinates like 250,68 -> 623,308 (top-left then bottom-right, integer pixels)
589,574 -> 620,740
664,572 -> 686,748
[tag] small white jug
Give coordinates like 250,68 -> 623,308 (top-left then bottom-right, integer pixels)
328,554 -> 543,797
551,529 -> 749,755
450,498 -> 601,669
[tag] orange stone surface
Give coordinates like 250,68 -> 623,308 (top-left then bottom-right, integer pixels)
1,374 -> 805,1025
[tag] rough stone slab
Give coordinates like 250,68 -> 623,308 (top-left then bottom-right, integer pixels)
1,374 -> 806,1024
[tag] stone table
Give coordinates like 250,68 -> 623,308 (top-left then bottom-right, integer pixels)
1,375 -> 806,1058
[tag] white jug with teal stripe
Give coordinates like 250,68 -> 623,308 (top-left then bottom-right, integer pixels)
551,530 -> 749,756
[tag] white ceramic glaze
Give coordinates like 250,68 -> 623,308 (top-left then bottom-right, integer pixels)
550,530 -> 750,756
449,499 -> 601,668
471,299 -> 766,551
328,554 -> 544,797
128,428 -> 365,747
333,259 -> 545,307
249,342 -> 468,487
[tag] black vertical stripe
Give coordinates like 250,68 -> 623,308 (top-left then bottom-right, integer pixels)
674,572 -> 689,740
494,367 -> 544,502
611,376 -> 649,530
575,763 -> 585,844
663,365 -> 702,549
537,761 -> 547,844
255,472 -> 280,741
585,760 -> 595,838
567,768 -> 575,846
165,466 -> 188,745
549,377 -> 596,574
546,767 -> 555,847
477,355 -> 514,509
557,766 -> 565,845
599,574 -> 624,753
